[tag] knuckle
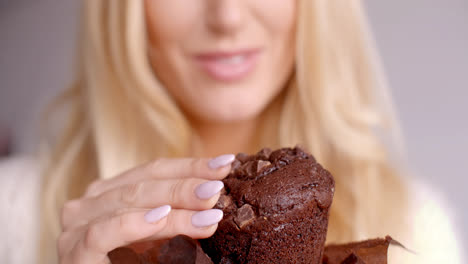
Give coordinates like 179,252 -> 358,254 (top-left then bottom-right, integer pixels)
169,179 -> 186,205
145,158 -> 165,174
83,224 -> 101,252
163,210 -> 194,237
69,244 -> 88,264
113,207 -> 131,216
119,182 -> 144,205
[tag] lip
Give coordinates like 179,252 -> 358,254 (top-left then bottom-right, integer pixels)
194,48 -> 262,82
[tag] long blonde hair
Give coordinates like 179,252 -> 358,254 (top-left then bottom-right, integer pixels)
40,0 -> 408,263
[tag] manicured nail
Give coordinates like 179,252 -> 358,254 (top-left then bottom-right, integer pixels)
208,154 -> 235,169
195,181 -> 224,200
191,209 -> 223,228
144,205 -> 171,224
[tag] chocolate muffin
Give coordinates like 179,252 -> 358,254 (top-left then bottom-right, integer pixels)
200,147 -> 335,264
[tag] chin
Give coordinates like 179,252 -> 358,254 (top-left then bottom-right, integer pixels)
191,102 -> 266,124
176,77 -> 284,124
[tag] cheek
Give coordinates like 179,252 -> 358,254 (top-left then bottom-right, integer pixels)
253,0 -> 297,93
144,0 -> 200,47
144,0 -> 202,102
252,0 -> 297,102
252,0 -> 297,35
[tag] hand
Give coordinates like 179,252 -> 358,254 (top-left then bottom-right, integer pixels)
57,155 -> 235,264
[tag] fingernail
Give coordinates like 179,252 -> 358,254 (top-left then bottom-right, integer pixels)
208,154 -> 235,169
195,181 -> 224,200
191,209 -> 223,228
145,205 -> 171,224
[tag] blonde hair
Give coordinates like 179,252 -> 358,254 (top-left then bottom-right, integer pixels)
40,0 -> 408,263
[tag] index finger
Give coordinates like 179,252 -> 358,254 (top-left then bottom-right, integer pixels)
85,154 -> 235,198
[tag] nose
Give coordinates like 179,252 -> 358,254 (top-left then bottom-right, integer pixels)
206,0 -> 245,35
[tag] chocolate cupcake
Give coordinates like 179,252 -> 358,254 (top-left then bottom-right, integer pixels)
200,147 -> 335,264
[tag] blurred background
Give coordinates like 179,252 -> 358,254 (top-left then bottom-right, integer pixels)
0,0 -> 466,250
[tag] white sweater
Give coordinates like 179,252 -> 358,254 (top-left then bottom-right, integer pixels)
0,156 -> 464,263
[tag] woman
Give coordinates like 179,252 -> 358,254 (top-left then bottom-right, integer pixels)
33,0 -> 461,263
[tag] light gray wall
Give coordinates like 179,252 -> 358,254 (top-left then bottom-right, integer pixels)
364,0 -> 468,249
0,0 -> 78,152
1,0 -> 466,249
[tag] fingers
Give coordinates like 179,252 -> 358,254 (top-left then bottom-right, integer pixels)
60,155 -> 233,263
60,206 -> 171,264
156,208 -> 223,239
85,155 -> 235,198
62,178 -> 224,230
59,207 -> 223,264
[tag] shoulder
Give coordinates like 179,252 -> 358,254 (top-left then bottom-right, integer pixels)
0,155 -> 41,264
389,180 -> 464,264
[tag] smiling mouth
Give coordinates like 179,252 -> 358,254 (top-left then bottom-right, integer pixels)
194,48 -> 262,82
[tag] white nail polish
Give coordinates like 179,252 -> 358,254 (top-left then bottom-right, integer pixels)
144,205 -> 171,223
195,181 -> 224,200
191,209 -> 223,227
208,154 -> 235,169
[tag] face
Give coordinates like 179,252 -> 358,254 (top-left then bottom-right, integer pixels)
145,0 -> 296,123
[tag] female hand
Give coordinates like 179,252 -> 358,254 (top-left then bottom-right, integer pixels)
57,155 -> 235,264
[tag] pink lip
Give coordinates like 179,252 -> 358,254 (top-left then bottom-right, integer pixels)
194,48 -> 262,82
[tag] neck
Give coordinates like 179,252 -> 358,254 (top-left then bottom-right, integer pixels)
190,117 -> 261,157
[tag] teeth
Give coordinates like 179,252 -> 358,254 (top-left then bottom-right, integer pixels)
216,55 -> 246,65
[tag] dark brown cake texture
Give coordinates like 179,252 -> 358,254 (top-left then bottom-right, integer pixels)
200,147 -> 335,264
322,236 -> 402,264
108,235 -> 213,264
108,235 -> 398,264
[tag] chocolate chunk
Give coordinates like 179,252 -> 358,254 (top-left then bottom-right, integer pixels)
239,160 -> 257,179
234,204 -> 256,229
293,146 -> 312,160
256,160 -> 271,173
269,146 -> 314,167
215,194 -> 233,210
230,159 -> 242,172
236,160 -> 272,179
269,148 -> 294,166
108,247 -> 141,264
256,148 -> 272,160
235,153 -> 250,163
268,148 -> 285,163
